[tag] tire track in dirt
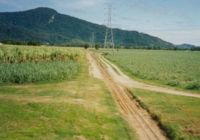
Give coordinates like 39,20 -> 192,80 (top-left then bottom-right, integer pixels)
88,51 -> 168,140
100,55 -> 200,98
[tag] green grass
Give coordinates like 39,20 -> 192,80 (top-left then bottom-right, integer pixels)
100,49 -> 200,92
131,89 -> 200,140
0,100 -> 133,140
0,51 -> 136,140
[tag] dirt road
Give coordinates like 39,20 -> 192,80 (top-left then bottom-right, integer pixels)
100,55 -> 200,99
87,51 -> 168,140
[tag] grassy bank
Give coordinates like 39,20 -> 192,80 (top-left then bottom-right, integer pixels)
99,49 -> 200,92
130,89 -> 200,140
0,50 -> 136,140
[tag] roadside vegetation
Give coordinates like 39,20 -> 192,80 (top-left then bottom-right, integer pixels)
131,89 -> 200,140
100,49 -> 200,92
0,46 -> 135,140
0,45 -> 81,83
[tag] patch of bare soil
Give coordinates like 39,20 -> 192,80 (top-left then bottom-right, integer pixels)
88,52 -> 168,140
86,52 -> 103,80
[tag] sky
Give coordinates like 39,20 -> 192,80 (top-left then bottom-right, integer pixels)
0,0 -> 200,45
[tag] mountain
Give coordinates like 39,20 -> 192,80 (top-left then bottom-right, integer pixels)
0,7 -> 175,48
176,44 -> 197,49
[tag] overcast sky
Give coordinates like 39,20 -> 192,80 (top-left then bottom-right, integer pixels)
0,0 -> 200,45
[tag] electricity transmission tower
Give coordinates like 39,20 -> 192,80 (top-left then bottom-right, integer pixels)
104,4 -> 115,49
90,32 -> 95,48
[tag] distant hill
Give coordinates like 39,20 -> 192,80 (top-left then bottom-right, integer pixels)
0,7 -> 175,48
176,44 -> 197,49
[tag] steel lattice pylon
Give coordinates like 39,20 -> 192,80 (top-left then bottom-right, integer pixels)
104,4 -> 115,49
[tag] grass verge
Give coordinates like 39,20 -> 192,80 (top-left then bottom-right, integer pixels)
129,88 -> 200,140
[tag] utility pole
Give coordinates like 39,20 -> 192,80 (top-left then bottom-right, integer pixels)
104,4 -> 115,49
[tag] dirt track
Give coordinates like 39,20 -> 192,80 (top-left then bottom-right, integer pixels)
100,55 -> 200,99
87,51 -> 168,140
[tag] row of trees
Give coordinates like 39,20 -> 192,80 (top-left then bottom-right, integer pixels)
1,40 -> 200,51
1,40 -> 41,46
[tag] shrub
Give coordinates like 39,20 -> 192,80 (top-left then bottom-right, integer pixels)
185,82 -> 200,90
83,44 -> 89,49
95,44 -> 100,50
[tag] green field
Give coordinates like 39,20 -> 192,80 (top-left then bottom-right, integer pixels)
131,89 -> 200,140
0,45 -> 82,83
0,45 -> 80,63
1,45 -> 200,140
101,49 -> 200,92
97,49 -> 200,139
0,46 -> 135,140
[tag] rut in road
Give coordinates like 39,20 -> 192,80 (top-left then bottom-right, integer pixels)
88,52 -> 168,140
